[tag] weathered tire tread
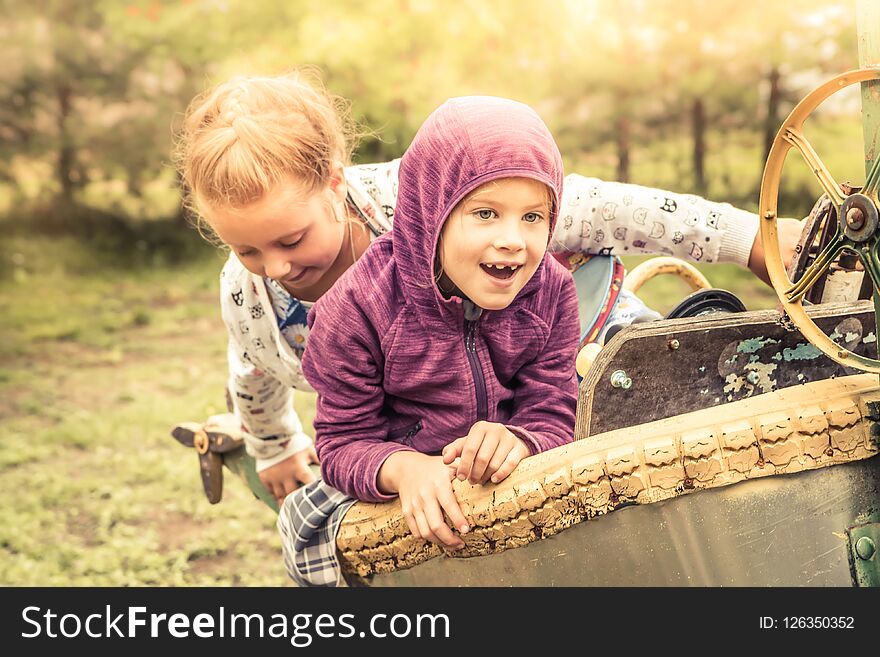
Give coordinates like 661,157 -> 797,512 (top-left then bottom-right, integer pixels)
336,374 -> 880,580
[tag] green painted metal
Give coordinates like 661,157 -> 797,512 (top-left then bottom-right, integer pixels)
223,447 -> 279,513
858,0 -> 880,176
856,1 -> 880,371
848,515 -> 880,587
222,447 -> 322,512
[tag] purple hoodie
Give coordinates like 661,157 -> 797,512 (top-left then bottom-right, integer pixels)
302,96 -> 579,503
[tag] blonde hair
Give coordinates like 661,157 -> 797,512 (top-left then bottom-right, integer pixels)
174,71 -> 359,242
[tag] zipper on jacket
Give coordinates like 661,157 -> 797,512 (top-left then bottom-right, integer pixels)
388,419 -> 423,445
464,318 -> 489,421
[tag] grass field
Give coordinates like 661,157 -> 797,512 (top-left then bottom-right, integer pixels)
0,223 -> 780,586
0,234 -> 298,585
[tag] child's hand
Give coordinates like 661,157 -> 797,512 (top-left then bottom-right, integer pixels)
748,216 -> 803,286
442,421 -> 530,485
258,445 -> 319,505
378,452 -> 469,550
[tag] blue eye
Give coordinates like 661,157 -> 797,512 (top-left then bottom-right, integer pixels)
523,212 -> 544,223
475,209 -> 497,220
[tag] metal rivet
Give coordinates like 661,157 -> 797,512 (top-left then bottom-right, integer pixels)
838,350 -> 848,359
610,370 -> 632,390
746,371 -> 760,385
846,207 -> 866,230
667,339 -> 680,350
763,210 -> 776,220
855,536 -> 875,560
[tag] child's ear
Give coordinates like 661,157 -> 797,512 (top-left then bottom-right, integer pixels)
328,161 -> 347,203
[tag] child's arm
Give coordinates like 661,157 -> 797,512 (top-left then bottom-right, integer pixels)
303,294 -> 469,550
219,256 -> 319,503
377,451 -> 468,549
303,299 -> 414,503
226,335 -> 317,502
553,174 -> 801,279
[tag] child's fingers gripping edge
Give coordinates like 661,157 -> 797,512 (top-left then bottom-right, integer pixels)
441,437 -> 466,464
469,429 -> 502,484
489,448 -> 526,484
481,447 -> 511,484
401,504 -> 422,541
423,497 -> 464,549
437,483 -> 469,537
455,424 -> 489,481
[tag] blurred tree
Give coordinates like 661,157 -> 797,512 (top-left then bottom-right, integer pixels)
0,0 -> 862,229
0,0 -> 268,220
0,1 -> 128,204
639,0 -> 854,197
279,0 -> 572,163
553,0 -> 654,183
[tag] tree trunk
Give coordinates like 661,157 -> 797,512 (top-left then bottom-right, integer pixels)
56,83 -> 75,204
692,97 -> 706,194
616,114 -> 630,183
763,67 -> 782,159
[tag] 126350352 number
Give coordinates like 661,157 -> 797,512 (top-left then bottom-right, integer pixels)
783,617 -> 854,629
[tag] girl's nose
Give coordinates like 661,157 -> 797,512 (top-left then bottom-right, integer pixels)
264,253 -> 292,280
493,219 -> 526,251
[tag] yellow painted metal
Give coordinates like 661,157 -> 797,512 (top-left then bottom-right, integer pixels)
622,256 -> 711,295
760,68 -> 880,373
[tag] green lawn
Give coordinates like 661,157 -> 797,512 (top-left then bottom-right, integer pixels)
0,233 -> 298,585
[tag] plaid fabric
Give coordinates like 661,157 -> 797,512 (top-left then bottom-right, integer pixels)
277,480 -> 356,587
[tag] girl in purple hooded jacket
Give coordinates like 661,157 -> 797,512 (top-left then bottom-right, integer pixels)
302,96 -> 579,550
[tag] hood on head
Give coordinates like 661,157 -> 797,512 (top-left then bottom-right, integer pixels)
392,96 -> 564,314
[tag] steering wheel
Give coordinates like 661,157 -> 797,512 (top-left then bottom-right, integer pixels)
576,256 -> 714,377
622,256 -> 711,295
760,67 -> 880,373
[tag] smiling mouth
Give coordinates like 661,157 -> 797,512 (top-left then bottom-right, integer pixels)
286,268 -> 310,283
480,263 -> 521,280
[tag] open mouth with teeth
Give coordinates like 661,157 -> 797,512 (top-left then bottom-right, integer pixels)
480,263 -> 521,280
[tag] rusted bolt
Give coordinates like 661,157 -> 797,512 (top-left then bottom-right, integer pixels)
756,459 -> 765,468
855,536 -> 875,560
610,370 -> 632,390
846,207 -> 865,230
667,339 -> 680,350
194,429 -> 210,455
683,477 -> 694,489
746,371 -> 760,385
825,447 -> 835,457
